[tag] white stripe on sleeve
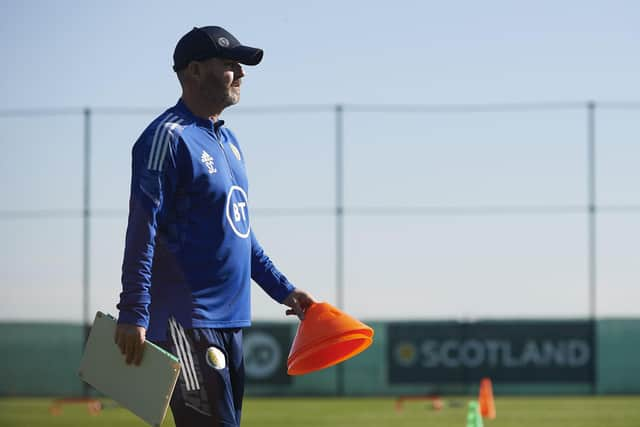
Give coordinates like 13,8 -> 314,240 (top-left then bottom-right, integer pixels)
147,113 -> 177,170
154,119 -> 183,171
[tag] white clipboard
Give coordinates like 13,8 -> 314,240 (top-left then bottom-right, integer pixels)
78,311 -> 180,426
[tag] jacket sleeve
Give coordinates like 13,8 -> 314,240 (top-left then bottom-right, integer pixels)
117,131 -> 178,328
250,230 -> 295,303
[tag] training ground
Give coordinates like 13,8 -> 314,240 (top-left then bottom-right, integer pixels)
1,396 -> 639,427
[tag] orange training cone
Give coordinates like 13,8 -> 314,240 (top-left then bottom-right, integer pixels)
287,302 -> 374,375
478,377 -> 496,419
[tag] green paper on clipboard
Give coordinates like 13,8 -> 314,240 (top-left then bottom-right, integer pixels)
78,311 -> 181,426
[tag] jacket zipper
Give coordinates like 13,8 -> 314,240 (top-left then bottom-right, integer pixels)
212,128 -> 237,184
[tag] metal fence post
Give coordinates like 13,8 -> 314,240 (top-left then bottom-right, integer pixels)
586,100 -> 597,394
335,104 -> 345,396
82,107 -> 92,396
335,104 -> 344,311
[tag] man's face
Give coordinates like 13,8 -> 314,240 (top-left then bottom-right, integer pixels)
197,57 -> 245,109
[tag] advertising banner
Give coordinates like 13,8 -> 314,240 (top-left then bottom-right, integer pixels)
389,321 -> 594,384
244,324 -> 292,385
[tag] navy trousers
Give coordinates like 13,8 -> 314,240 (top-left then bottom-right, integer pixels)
160,318 -> 245,427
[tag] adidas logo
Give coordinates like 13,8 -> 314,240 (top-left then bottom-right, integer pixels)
201,151 -> 217,174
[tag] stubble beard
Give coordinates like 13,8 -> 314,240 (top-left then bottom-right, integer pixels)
203,78 -> 239,112
226,86 -> 241,106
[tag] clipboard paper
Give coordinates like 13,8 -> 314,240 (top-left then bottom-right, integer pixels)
79,311 -> 181,426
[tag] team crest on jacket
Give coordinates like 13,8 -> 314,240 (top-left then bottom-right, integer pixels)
201,150 -> 217,174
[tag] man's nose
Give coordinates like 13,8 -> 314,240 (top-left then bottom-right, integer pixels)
236,64 -> 245,78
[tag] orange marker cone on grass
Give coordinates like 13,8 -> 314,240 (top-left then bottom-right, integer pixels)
478,377 -> 496,419
287,302 -> 374,375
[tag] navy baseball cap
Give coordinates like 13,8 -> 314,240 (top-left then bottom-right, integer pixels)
173,26 -> 263,71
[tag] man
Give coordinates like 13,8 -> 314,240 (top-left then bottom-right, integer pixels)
115,26 -> 315,427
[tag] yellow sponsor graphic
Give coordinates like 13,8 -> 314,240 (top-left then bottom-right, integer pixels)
206,346 -> 227,370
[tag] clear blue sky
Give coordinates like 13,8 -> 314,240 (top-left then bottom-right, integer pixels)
1,0 -> 639,322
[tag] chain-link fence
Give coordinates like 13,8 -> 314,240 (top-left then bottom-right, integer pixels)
1,101 -> 639,326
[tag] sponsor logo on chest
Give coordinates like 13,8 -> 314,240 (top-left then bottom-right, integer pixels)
226,185 -> 251,239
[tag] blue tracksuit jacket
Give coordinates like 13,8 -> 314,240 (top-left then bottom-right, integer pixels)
117,99 -> 295,341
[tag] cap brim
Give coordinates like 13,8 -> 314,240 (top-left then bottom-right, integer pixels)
225,45 -> 263,66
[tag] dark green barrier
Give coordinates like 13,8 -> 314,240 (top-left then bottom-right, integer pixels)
0,323 -> 84,396
597,319 -> 640,394
244,324 -> 292,385
1,319 -> 638,396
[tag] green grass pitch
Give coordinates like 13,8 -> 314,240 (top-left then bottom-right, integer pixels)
1,396 -> 639,427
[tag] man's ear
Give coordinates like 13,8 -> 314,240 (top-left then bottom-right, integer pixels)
186,61 -> 202,82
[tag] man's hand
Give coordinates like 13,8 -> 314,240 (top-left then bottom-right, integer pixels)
283,289 -> 316,320
114,323 -> 146,366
